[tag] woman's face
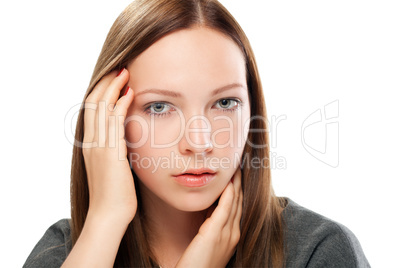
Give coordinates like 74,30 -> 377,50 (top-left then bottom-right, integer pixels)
125,27 -> 250,212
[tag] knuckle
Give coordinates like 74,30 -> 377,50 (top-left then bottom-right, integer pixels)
222,203 -> 232,216
234,192 -> 240,202
82,147 -> 91,157
82,141 -> 97,151
221,229 -> 230,242
107,103 -> 115,112
199,219 -> 211,234
84,100 -> 98,111
85,94 -> 97,104
230,183 -> 236,194
211,233 -> 222,244
232,229 -> 241,244
114,105 -> 127,116
84,96 -> 93,103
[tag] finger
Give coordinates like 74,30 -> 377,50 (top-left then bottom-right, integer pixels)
234,188 -> 243,227
228,168 -> 242,228
83,71 -> 120,142
85,71 -> 119,105
114,87 -> 134,118
113,88 -> 135,155
95,99 -> 108,147
205,199 -> 218,219
100,68 -> 129,107
83,101 -> 98,143
228,168 -> 243,247
229,189 -> 243,247
94,70 -> 129,146
232,167 -> 241,198
209,180 -> 235,229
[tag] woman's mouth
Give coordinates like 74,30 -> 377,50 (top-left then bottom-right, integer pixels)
173,168 -> 217,187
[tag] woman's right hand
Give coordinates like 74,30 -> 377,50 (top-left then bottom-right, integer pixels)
82,68 -> 136,226
61,69 -> 136,267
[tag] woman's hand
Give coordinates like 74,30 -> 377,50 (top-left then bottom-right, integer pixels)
82,68 -> 136,225
62,69 -> 136,268
176,167 -> 243,268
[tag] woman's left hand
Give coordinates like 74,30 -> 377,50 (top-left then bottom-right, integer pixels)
176,167 -> 243,268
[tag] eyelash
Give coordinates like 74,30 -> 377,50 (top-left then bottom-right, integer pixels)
144,98 -> 242,117
144,102 -> 175,118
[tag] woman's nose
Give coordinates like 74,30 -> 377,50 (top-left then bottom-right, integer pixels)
178,115 -> 213,154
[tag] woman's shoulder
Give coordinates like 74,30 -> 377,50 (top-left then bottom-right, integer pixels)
281,197 -> 370,268
23,219 -> 72,268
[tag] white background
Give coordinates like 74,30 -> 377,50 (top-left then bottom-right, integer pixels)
1,1 -> 401,267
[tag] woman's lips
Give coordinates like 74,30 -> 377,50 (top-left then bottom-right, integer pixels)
173,173 -> 216,187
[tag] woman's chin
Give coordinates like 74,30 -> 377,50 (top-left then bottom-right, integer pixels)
170,194 -> 220,212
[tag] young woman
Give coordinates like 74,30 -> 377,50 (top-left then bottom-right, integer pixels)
24,0 -> 370,267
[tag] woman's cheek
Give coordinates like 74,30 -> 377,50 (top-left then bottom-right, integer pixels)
211,116 -> 246,150
211,116 -> 232,149
125,117 -> 149,152
150,115 -> 183,146
125,114 -> 181,149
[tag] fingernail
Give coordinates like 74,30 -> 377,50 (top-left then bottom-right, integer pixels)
117,68 -> 125,77
124,86 -> 130,96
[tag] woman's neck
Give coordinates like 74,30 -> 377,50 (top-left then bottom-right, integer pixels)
140,187 -> 208,267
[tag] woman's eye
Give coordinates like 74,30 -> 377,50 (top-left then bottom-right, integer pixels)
214,99 -> 240,110
145,102 -> 174,117
151,103 -> 167,113
144,99 -> 241,117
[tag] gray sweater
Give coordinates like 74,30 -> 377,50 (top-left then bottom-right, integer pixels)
23,198 -> 370,267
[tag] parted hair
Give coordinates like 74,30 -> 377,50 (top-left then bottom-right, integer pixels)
70,0 -> 285,266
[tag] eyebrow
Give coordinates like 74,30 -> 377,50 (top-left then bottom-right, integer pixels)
135,83 -> 246,98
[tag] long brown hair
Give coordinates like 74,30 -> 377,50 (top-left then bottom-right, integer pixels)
70,0 -> 285,266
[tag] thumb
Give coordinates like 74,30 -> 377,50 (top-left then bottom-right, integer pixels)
206,198 -> 219,218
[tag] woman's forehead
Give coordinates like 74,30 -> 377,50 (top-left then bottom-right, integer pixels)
127,27 -> 247,95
